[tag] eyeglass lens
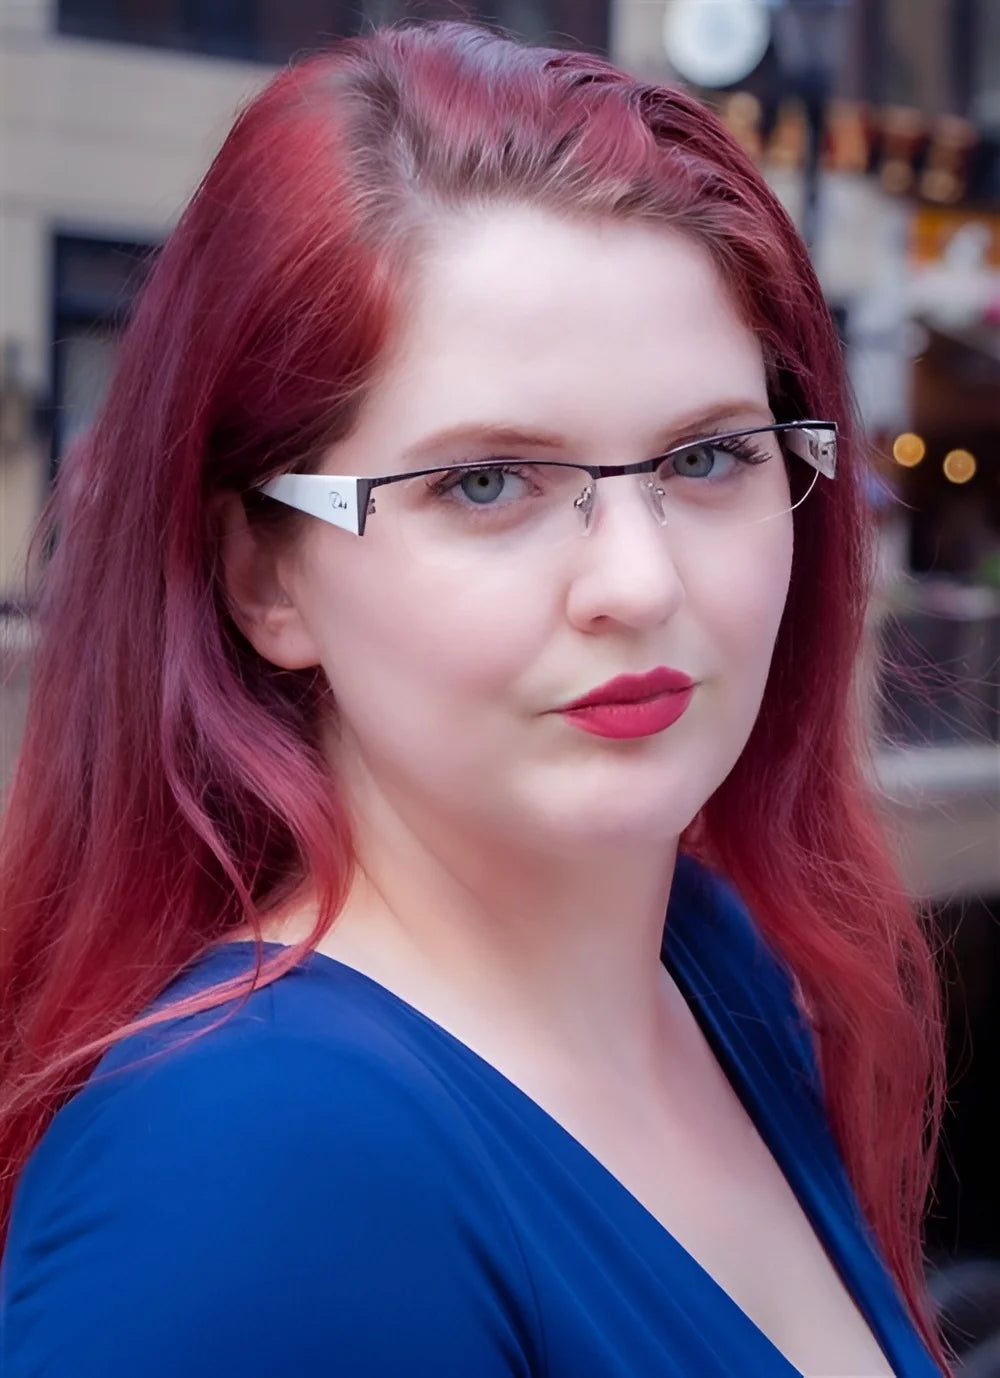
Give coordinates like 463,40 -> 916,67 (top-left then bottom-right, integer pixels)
366,428 -> 819,570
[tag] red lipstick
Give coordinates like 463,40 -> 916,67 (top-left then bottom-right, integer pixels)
558,667 -> 694,740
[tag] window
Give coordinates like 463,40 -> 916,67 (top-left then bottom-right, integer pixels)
972,0 -> 1000,135
51,235 -> 155,470
866,0 -> 998,129
57,0 -> 607,65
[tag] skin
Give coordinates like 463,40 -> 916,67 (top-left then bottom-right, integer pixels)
221,205 -> 795,1091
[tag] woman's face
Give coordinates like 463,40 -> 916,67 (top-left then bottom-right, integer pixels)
266,207 -> 794,853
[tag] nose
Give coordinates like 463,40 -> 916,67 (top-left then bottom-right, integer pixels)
563,474 -> 686,633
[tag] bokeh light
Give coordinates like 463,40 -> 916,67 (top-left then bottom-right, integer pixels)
892,432 -> 926,466
943,449 -> 977,483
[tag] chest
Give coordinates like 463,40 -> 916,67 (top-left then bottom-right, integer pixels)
522,1015 -> 896,1377
296,927 -> 900,1375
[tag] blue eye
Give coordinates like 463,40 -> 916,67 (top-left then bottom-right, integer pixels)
458,468 -> 520,504
669,444 -> 736,480
663,434 -> 774,482
426,463 -> 535,509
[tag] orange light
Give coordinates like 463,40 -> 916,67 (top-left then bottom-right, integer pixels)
892,432 -> 926,466
943,449 -> 976,483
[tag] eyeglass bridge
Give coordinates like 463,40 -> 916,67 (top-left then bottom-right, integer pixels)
573,473 -> 672,531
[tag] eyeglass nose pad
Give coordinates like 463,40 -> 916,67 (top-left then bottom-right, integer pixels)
574,476 -> 670,533
574,482 -> 596,532
640,474 -> 668,525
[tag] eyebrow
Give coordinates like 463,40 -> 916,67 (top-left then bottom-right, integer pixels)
398,400 -> 777,464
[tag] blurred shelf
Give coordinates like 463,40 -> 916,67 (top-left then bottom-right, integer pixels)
876,744 -> 1000,902
877,742 -> 1000,797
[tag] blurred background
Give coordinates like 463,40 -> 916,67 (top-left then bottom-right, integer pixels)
1,0 -> 998,1361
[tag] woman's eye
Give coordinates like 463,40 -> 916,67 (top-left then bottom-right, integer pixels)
460,468 -> 515,504
668,444 -> 736,480
433,465 -> 532,507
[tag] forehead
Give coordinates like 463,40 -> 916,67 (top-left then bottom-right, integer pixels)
336,206 -> 769,467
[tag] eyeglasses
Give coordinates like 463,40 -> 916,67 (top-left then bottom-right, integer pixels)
258,420 -> 837,570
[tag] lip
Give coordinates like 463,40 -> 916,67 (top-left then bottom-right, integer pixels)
559,689 -> 693,740
556,667 -> 695,741
560,666 -> 694,711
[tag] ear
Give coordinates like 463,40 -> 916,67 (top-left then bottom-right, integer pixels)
213,492 -> 322,671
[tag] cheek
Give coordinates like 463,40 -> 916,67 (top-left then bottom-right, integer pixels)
702,523 -> 794,682
301,547 -> 556,713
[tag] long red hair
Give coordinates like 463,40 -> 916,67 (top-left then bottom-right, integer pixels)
0,21 -> 948,1367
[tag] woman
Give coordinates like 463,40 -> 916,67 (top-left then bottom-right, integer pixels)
0,21 -> 950,1376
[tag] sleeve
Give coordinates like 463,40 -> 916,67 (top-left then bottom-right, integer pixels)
0,1031 -> 540,1378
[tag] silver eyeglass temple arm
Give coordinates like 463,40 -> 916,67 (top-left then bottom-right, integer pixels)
259,473 -> 363,534
785,426 -> 838,480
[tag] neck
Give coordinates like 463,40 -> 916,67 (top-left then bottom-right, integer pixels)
305,774 -> 684,1085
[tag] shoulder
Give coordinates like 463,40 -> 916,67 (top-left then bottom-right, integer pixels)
10,947 -> 496,1236
2,950 -> 539,1377
21,947 -> 460,1184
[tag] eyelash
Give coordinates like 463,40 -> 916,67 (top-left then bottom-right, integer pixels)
689,434 -> 774,469
424,461 -> 538,499
424,433 -> 776,493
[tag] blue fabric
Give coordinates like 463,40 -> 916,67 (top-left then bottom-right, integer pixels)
1,855 -> 942,1376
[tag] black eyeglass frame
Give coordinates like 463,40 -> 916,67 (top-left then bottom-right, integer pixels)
258,420 -> 838,537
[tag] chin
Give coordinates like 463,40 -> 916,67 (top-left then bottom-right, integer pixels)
517,769 -> 707,855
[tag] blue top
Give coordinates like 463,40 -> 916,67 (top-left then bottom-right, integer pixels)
1,856 -> 941,1376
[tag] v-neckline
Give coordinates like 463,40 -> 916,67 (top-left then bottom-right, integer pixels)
209,934 -> 900,1377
